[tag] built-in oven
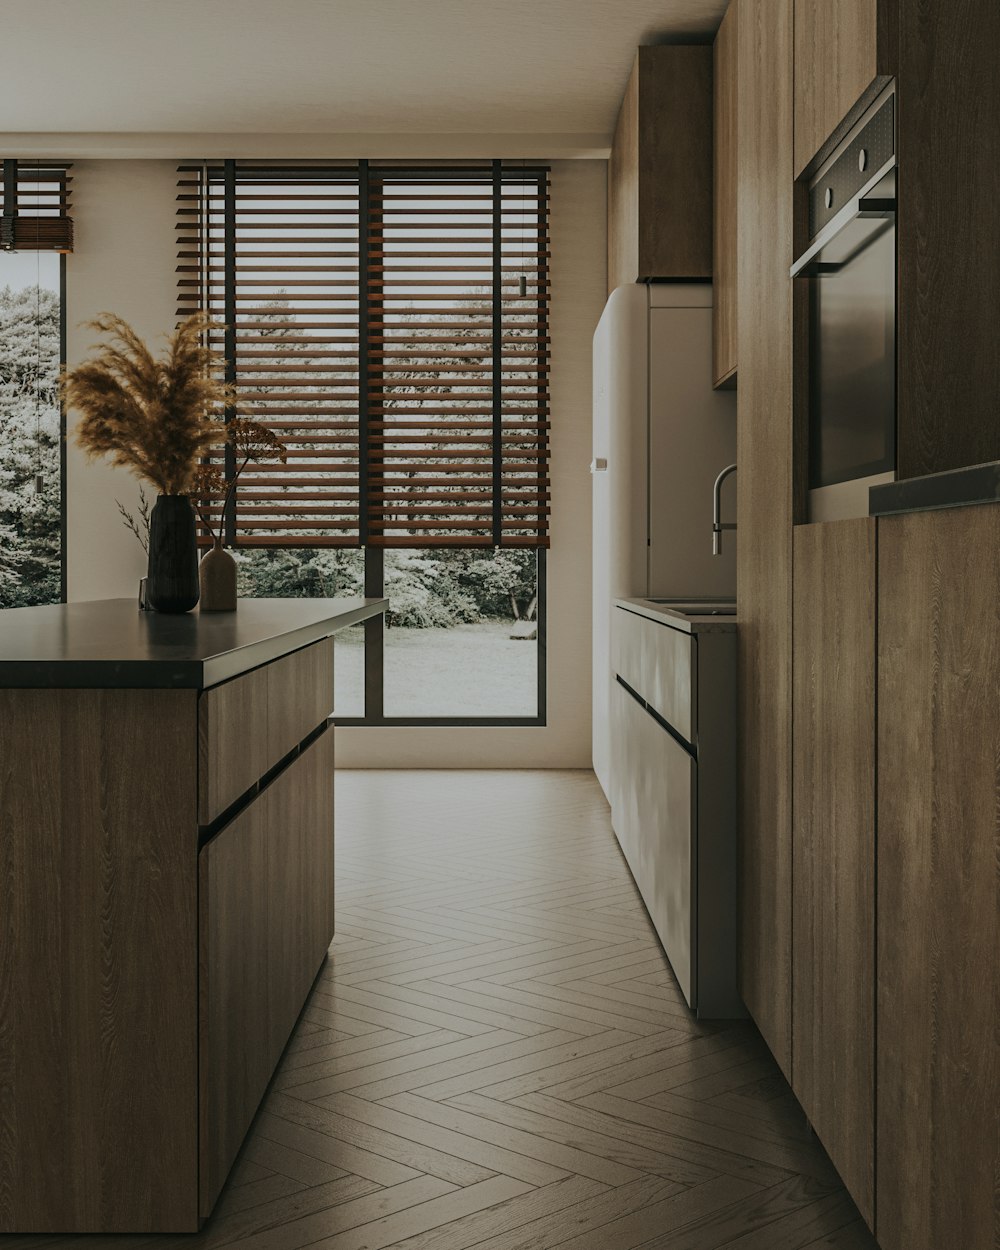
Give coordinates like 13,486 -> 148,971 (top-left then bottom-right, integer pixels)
792,84 -> 896,522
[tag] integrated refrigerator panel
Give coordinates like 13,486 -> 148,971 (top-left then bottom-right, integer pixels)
648,288 -> 737,598
592,284 -> 650,797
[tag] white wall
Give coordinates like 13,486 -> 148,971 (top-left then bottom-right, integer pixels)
65,161 -> 179,601
61,158 -> 606,767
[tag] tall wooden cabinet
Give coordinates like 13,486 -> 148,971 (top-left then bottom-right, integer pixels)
734,0 -> 795,1079
607,46 -> 713,293
791,518 -> 876,1227
712,1 -> 738,388
877,505 -> 1000,1250
893,0 -> 1000,479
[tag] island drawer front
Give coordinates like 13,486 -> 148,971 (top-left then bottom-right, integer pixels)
267,637 -> 334,765
199,727 -> 335,1218
199,638 -> 334,825
613,607 -> 695,742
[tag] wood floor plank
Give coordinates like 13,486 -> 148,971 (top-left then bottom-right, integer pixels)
379,1092 -> 644,1187
280,1029 -> 523,1101
379,1176 -> 610,1250
455,1176 -> 691,1250
552,1175 -> 762,1250
263,1090 -> 498,1187
410,1032 -> 647,1104
229,1177 -> 456,1250
580,1094 -> 842,1186
337,1030 -> 586,1104
303,1176 -> 533,1250
273,1029 -> 465,1092
312,1091 -> 572,1186
255,1111 -> 424,1187
447,1092 -> 724,1187
507,1093 -> 796,1190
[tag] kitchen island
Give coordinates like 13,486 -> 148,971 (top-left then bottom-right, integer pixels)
0,597 -> 386,1234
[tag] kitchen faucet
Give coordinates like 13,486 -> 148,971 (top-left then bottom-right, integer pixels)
712,463 -> 737,555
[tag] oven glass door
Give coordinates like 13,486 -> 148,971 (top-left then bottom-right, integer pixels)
808,220 -> 896,490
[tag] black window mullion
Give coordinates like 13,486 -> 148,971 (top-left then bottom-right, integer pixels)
223,159 -> 237,546
364,545 -> 384,719
358,159 -> 370,548
491,159 -> 503,548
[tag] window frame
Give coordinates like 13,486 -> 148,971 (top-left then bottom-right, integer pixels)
333,544 -> 547,728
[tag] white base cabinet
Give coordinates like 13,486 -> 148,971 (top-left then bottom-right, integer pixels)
610,602 -> 742,1018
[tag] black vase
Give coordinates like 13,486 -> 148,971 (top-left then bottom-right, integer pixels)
146,494 -> 200,613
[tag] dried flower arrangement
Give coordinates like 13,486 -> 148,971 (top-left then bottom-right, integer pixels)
192,418 -> 287,546
64,312 -> 234,495
116,484 -> 152,553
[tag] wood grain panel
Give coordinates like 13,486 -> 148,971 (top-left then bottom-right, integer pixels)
792,0 -> 893,177
608,46 -> 713,293
735,0 -> 795,1078
198,662 -> 268,824
877,505 -> 1000,1250
607,54 -> 639,295
792,518 -> 875,1228
637,46 -> 713,285
267,638 -> 334,766
266,727 -> 336,1063
199,795 -> 270,1218
895,0 -> 1000,477
713,1 -> 738,388
0,690 -> 199,1233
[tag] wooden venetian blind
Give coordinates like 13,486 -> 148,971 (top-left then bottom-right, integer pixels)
176,160 -> 550,549
0,161 -> 73,252
177,162 -> 361,546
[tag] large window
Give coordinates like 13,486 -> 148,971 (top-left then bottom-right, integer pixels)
0,159 -> 70,609
178,161 -> 549,724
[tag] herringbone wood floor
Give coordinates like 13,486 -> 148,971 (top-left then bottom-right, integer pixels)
4,770 -> 877,1250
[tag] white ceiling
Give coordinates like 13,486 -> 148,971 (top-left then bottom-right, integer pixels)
2,0 -> 727,157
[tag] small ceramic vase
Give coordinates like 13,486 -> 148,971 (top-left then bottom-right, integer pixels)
199,539 -> 238,612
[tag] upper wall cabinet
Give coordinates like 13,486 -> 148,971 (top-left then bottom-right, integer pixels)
607,46 -> 713,294
712,3 -> 738,388
793,0 -> 896,176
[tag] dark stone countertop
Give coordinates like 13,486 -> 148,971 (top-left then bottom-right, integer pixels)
0,597 -> 387,689
870,461 -> 1000,517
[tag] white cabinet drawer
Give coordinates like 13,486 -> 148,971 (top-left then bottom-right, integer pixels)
613,606 -> 695,741
611,679 -> 696,1004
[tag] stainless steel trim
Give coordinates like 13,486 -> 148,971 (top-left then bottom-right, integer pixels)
791,158 -> 895,278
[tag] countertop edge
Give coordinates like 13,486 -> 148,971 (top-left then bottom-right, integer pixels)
201,598 -> 386,688
615,598 -> 738,634
0,598 -> 388,690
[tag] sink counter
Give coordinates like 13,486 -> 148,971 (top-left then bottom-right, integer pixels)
616,596 -> 738,634
0,596 -> 386,689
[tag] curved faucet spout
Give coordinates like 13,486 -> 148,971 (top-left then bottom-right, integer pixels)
712,463 -> 738,556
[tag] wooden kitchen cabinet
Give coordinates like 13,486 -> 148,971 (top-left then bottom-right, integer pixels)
735,0 -> 795,1078
607,45 -> 713,293
877,505 -> 1000,1250
792,517 -> 875,1229
199,729 -> 335,1217
0,598 -> 382,1234
792,0 -> 896,176
199,792 -> 270,1217
712,1 -> 738,388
